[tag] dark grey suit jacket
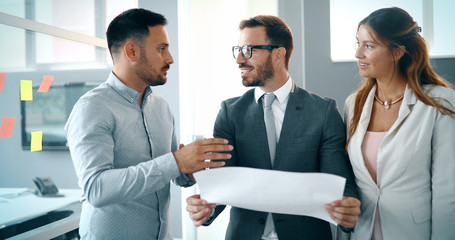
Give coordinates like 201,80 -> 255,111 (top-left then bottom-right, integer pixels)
206,83 -> 358,240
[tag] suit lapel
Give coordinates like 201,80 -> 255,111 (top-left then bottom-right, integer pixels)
350,86 -> 377,186
385,84 -> 415,136
351,84 -> 416,186
275,85 -> 304,168
378,84 -> 416,183
279,86 -> 304,141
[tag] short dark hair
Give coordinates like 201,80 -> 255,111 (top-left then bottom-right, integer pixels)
106,8 -> 167,61
239,15 -> 293,70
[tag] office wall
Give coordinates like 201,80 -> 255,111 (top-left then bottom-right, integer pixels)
0,69 -> 108,188
279,0 -> 305,88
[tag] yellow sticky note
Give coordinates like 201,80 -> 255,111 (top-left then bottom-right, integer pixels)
31,131 -> 43,152
21,80 -> 33,101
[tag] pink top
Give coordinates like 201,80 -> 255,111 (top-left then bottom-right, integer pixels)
361,131 -> 386,183
361,131 -> 386,240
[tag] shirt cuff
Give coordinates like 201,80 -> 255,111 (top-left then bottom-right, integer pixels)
154,152 -> 181,181
202,208 -> 216,226
339,225 -> 354,233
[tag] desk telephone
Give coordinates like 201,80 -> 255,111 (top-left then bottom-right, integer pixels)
33,177 -> 64,197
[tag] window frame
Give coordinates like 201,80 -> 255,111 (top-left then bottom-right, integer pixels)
0,0 -> 108,71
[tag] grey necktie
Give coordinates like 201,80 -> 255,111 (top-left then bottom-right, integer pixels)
263,93 -> 277,165
263,93 -> 277,238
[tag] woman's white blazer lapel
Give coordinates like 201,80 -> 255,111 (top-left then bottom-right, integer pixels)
377,85 -> 417,187
349,84 -> 418,187
347,85 -> 376,189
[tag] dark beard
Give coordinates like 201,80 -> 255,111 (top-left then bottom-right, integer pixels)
135,48 -> 168,86
144,71 -> 167,86
137,70 -> 166,86
241,55 -> 274,87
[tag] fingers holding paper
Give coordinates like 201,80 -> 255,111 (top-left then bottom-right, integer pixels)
186,194 -> 216,227
325,196 -> 361,228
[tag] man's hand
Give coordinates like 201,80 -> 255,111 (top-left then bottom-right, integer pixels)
174,138 -> 232,173
186,194 -> 216,227
325,197 -> 361,229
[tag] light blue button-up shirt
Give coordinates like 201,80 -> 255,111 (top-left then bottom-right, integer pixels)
65,72 -> 193,240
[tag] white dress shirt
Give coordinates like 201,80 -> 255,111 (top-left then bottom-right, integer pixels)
254,76 -> 293,141
254,76 -> 293,240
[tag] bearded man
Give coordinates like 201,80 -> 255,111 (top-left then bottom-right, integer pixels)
186,15 -> 361,240
65,8 -> 232,240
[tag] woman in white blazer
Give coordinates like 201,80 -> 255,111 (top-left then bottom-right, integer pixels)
344,7 -> 455,240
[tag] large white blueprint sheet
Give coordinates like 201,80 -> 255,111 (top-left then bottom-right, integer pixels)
194,167 -> 346,225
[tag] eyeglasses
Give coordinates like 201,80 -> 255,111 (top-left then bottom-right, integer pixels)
232,45 -> 279,59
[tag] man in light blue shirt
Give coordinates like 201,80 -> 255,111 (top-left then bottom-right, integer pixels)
65,8 -> 232,240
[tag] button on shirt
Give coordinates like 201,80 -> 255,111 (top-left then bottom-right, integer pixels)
65,72 -> 193,240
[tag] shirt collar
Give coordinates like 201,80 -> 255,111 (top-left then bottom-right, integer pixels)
106,72 -> 153,104
254,76 -> 293,104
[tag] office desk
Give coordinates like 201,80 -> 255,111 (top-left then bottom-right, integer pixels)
0,188 -> 82,239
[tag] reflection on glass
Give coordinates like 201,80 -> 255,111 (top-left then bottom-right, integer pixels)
35,0 -> 95,36
0,0 -> 26,69
0,24 -> 26,69
105,0 -> 138,65
36,32 -> 96,64
1,0 -> 137,67
432,0 -> 455,57
106,0 -> 137,25
0,0 -> 25,18
34,0 -> 96,63
330,0 -> 422,62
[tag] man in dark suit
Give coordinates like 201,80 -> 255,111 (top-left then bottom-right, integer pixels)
186,15 -> 360,240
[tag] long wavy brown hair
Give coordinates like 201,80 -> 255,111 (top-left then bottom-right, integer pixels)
347,7 -> 455,148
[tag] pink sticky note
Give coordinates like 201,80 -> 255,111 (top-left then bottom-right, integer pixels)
37,75 -> 54,92
0,72 -> 6,93
0,116 -> 16,138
